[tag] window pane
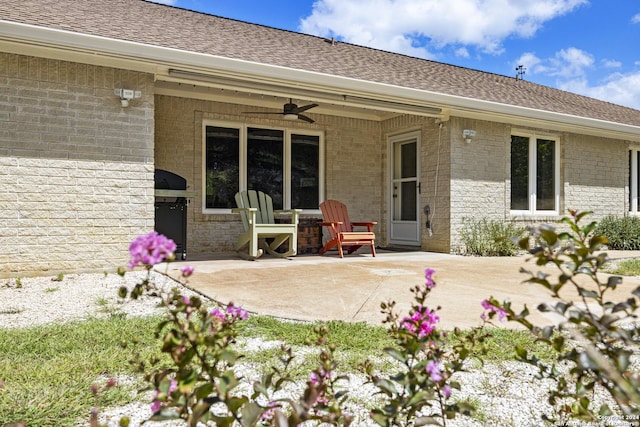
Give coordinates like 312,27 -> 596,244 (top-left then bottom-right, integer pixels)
247,128 -> 284,209
536,139 -> 555,210
205,126 -> 239,209
291,134 -> 320,209
629,150 -> 633,211
636,151 -> 640,212
510,136 -> 529,210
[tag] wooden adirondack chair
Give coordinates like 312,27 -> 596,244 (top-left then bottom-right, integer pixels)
319,199 -> 377,258
233,190 -> 301,260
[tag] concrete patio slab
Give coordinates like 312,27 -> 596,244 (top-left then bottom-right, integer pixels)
159,250 -> 640,330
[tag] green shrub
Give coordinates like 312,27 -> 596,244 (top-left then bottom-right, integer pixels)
594,215 -> 640,250
459,217 -> 527,256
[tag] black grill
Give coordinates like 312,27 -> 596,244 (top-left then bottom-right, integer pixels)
154,169 -> 188,260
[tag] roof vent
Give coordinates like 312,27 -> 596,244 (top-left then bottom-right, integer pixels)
515,65 -> 526,81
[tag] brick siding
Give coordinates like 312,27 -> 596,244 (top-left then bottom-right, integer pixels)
0,53 -> 155,276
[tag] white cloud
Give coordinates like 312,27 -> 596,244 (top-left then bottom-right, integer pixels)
517,48 -> 640,109
632,13 -> 640,23
299,0 -> 588,57
602,59 -> 622,68
558,72 -> 640,110
455,47 -> 470,58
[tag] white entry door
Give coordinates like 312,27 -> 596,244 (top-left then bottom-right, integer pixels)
389,132 -> 421,245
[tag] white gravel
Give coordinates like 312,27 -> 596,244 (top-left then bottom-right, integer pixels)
0,272 -> 629,426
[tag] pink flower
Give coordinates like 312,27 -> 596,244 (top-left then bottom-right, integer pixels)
168,379 -> 178,394
182,296 -> 190,305
227,303 -> 249,320
128,232 -> 176,269
180,265 -> 194,277
401,305 -> 440,338
481,299 -> 508,322
442,385 -> 451,398
425,268 -> 436,289
151,399 -> 162,413
210,308 -> 226,321
426,360 -> 442,382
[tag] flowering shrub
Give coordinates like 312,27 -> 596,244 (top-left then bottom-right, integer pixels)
360,268 -> 487,426
106,231 -> 485,426
485,210 -> 640,423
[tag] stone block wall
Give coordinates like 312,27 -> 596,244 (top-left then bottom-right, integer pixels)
0,53 -> 155,277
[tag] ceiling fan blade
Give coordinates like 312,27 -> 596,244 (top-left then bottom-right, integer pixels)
297,114 -> 315,123
242,111 -> 284,115
294,103 -> 319,113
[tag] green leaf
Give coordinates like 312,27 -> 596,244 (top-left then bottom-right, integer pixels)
179,369 -> 198,393
407,390 -> 432,407
373,378 -> 399,396
515,345 -> 528,360
226,396 -> 248,414
240,402 -> 263,427
578,288 -> 599,299
195,382 -> 214,400
383,347 -> 408,363
606,276 -> 623,289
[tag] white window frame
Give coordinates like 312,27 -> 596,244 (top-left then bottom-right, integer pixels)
510,131 -> 560,216
202,120 -> 324,214
629,148 -> 640,214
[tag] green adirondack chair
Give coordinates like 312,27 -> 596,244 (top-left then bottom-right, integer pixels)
232,190 -> 301,259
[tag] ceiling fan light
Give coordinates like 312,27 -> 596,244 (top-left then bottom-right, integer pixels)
283,113 -> 298,120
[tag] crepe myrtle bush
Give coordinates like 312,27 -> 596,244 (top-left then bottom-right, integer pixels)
483,210 -> 640,424
100,231 -> 488,426
360,268 -> 489,426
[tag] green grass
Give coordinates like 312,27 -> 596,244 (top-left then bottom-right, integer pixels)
604,258 -> 640,276
0,316 -> 165,427
0,313 -> 552,427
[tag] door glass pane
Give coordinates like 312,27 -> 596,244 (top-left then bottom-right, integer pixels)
401,142 -> 417,178
510,136 -> 529,210
247,128 -> 284,209
205,126 -> 239,209
291,134 -> 320,209
400,181 -> 417,220
536,139 -> 555,210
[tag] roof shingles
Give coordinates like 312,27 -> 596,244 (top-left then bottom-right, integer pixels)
2,0 -> 639,127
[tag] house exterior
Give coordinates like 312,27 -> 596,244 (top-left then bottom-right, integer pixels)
1,0 -> 640,277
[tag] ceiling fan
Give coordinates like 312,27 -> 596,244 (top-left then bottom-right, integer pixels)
244,98 -> 319,123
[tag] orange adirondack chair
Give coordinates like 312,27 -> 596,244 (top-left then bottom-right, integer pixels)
319,200 -> 377,258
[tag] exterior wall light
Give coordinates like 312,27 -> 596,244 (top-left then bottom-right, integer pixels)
463,129 -> 476,144
114,88 -> 142,107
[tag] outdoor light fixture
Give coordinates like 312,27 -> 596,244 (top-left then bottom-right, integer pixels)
114,88 -> 142,107
283,113 -> 298,120
463,129 -> 476,144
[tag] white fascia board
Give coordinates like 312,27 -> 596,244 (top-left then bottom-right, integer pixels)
2,19 -> 640,141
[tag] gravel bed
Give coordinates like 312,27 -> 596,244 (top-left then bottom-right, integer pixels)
0,272 -> 627,426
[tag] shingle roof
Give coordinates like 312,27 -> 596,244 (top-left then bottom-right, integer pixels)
2,0 -> 640,127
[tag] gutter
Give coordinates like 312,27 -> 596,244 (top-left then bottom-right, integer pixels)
2,20 -> 640,141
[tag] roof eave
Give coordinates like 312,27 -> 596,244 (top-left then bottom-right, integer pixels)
2,20 -> 639,141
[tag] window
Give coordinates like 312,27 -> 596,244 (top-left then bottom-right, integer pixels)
510,133 -> 559,214
204,122 -> 323,212
629,149 -> 640,213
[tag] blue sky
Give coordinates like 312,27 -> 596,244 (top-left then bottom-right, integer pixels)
152,0 -> 640,110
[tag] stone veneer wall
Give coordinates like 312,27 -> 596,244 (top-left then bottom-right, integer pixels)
449,116 -> 630,253
154,95 -> 384,256
0,53 -> 155,277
